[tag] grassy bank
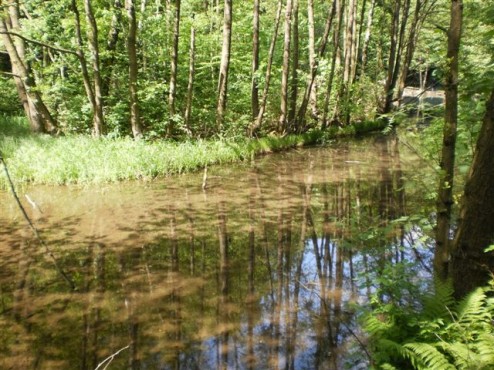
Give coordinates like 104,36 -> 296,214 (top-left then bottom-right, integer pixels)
0,116 -> 389,188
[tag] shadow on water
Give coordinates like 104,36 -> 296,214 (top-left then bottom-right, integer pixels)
0,135 -> 432,369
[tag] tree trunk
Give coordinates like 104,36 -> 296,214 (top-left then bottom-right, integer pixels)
72,0 -> 100,134
184,20 -> 196,135
322,0 -> 344,128
288,0 -> 299,130
126,0 -> 143,138
0,17 -> 56,134
451,88 -> 494,298
216,0 -> 233,132
381,0 -> 401,114
167,0 -> 181,137
307,0 -> 318,119
358,0 -> 376,76
249,0 -> 283,136
102,0 -> 123,98
84,0 -> 105,136
296,0 -> 336,129
251,0 -> 260,119
279,0 -> 293,133
435,0 -> 462,280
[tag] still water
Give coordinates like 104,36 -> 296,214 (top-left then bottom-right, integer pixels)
0,135 -> 429,369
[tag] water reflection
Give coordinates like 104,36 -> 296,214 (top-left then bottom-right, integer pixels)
0,135 -> 428,369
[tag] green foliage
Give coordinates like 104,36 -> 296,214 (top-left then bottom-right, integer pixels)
363,279 -> 494,369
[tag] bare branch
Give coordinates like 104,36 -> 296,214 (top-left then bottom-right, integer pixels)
94,345 -> 130,370
0,30 -> 78,56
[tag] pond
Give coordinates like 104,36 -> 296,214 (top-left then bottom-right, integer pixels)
0,135 -> 431,369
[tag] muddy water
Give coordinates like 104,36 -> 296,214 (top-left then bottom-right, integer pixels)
0,135 -> 428,369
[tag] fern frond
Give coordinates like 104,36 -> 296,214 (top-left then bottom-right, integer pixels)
423,279 -> 455,319
456,287 -> 488,325
436,341 -> 475,369
403,342 -> 456,370
476,333 -> 494,366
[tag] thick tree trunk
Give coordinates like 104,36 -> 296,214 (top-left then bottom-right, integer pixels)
435,0 -> 462,280
84,0 -> 106,136
451,88 -> 494,298
216,0 -> 233,131
184,20 -> 196,134
249,0 -> 283,136
126,0 -> 143,138
279,0 -> 293,133
167,0 -> 181,137
251,0 -> 260,119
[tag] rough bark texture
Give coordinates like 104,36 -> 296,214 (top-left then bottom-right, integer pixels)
435,0 -> 462,280
216,0 -> 233,131
126,0 -> 143,138
451,88 -> 494,298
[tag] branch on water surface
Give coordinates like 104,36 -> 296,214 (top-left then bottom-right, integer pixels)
94,345 -> 130,370
0,154 -> 76,290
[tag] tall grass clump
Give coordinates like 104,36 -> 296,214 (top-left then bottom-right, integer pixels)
1,115 -> 387,187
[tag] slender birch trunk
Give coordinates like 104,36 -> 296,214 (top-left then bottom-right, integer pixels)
184,20 -> 196,134
251,0 -> 260,119
279,0 -> 294,133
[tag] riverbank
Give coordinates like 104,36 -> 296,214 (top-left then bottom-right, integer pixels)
0,116 -> 389,188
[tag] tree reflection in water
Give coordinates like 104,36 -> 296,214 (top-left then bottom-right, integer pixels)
0,135 -> 431,369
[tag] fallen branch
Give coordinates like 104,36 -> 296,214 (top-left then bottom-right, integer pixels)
94,345 -> 130,370
0,153 -> 76,290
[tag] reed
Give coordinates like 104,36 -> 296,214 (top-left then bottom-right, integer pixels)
0,116 -> 385,187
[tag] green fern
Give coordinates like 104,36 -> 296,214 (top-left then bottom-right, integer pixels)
362,279 -> 494,369
403,342 -> 456,370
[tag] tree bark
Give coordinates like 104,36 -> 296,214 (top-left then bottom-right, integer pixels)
216,0 -> 233,132
126,0 -> 143,138
0,16 -> 56,133
288,0 -> 299,129
435,0 -> 462,280
307,0 -> 318,119
84,0 -> 106,136
72,0 -> 100,135
184,19 -> 196,134
167,0 -> 181,137
279,0 -> 293,133
249,0 -> 283,136
451,88 -> 494,298
251,0 -> 260,119
102,0 -> 123,98
296,0 -> 336,129
358,0 -> 376,76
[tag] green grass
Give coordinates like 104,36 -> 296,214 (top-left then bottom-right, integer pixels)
0,115 -> 388,187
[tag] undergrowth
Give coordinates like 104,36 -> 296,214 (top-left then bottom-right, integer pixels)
0,116 -> 388,187
362,277 -> 494,369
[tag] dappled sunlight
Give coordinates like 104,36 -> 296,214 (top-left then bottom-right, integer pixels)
0,136 -> 432,369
